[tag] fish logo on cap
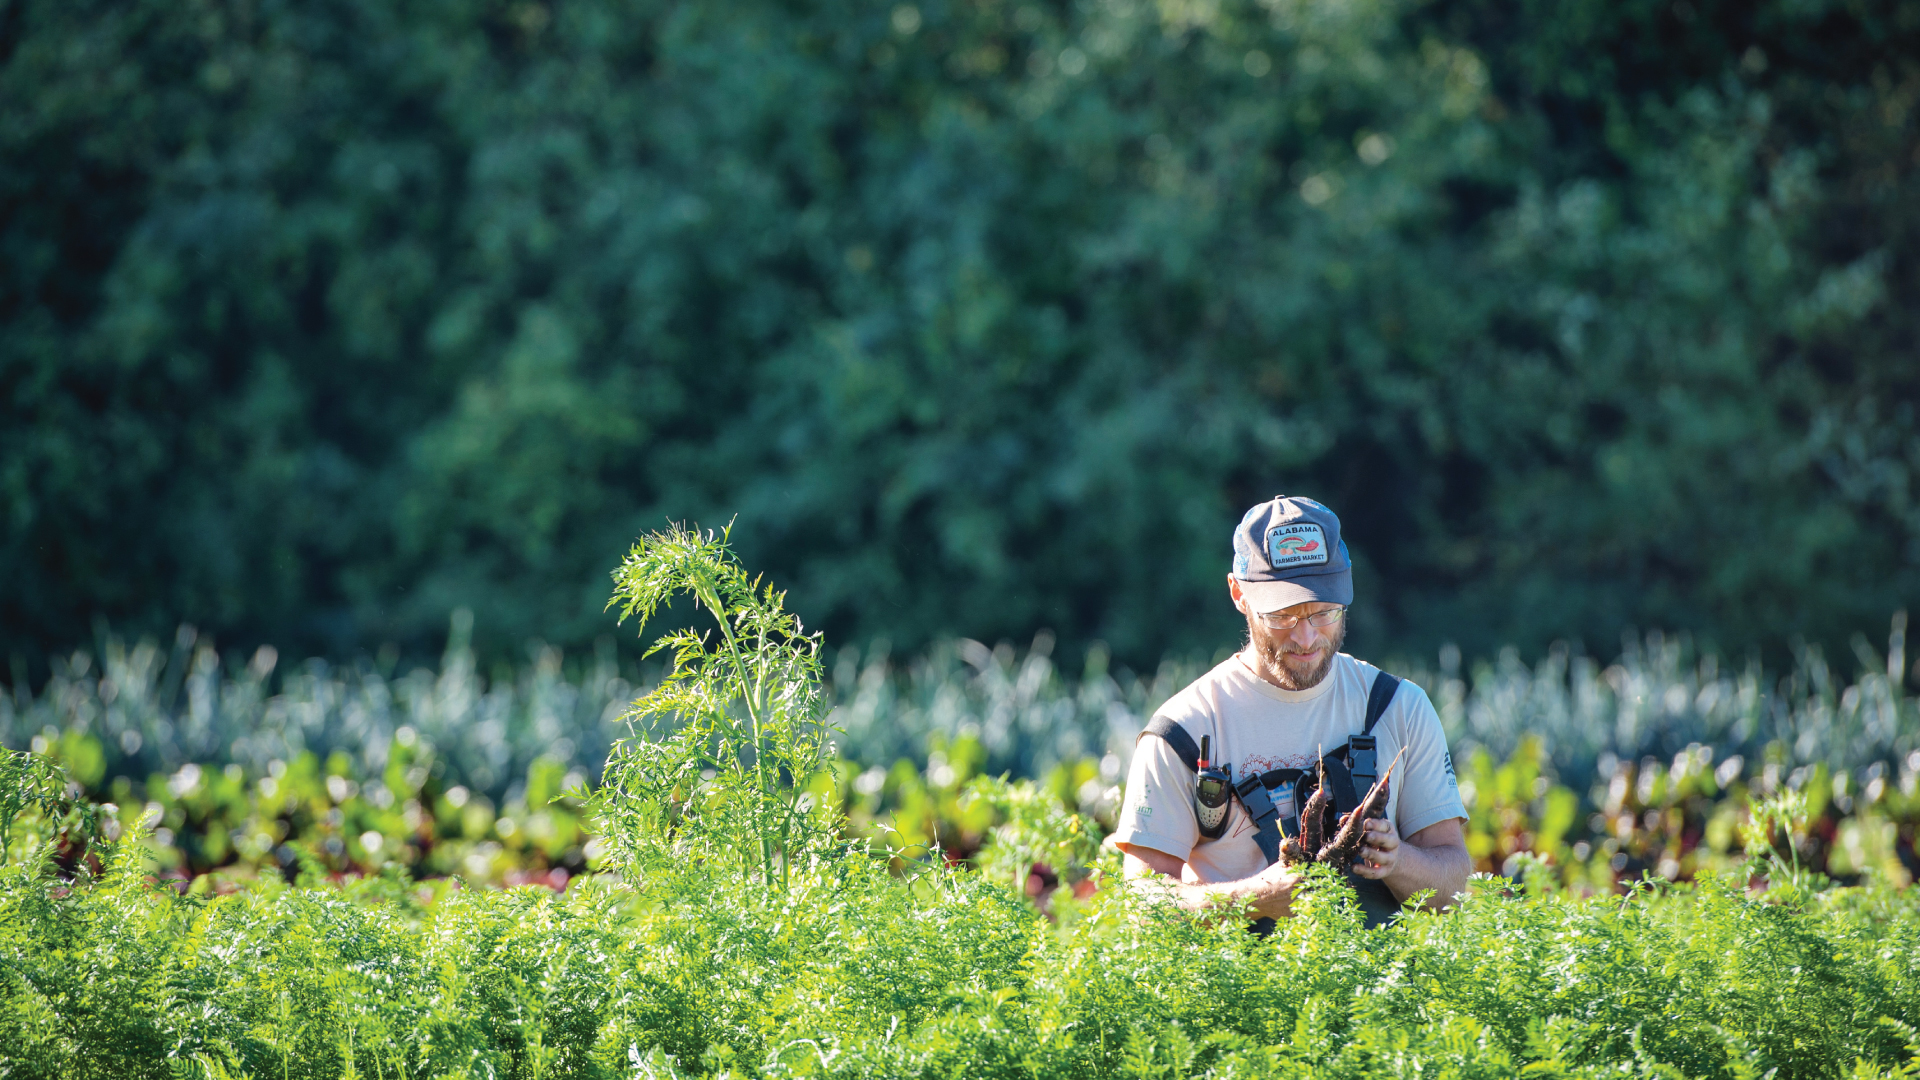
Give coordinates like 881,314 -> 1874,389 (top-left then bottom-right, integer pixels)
1267,523 -> 1329,569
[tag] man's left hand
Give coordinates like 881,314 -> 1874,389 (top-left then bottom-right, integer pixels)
1350,818 -> 1399,880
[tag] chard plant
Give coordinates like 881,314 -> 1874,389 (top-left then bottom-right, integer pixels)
1742,788 -> 1816,883
590,523 -> 841,890
962,774 -> 1103,895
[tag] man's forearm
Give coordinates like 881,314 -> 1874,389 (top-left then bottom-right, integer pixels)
1133,872 -> 1294,919
1121,847 -> 1296,919
1381,838 -> 1472,910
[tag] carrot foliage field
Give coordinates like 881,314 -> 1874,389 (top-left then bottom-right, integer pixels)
6,812 -> 1920,1080
4,531 -> 1920,1079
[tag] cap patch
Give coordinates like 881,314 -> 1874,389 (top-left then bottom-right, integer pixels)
1267,523 -> 1328,569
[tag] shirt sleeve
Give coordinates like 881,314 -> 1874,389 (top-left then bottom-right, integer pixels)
1109,729 -> 1199,862
1388,681 -> 1468,840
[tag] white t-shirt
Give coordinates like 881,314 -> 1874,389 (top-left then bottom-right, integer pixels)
1112,651 -> 1466,885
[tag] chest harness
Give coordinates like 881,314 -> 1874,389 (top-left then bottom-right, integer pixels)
1138,672 -> 1403,929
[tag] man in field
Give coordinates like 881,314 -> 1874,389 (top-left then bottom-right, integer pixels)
1111,496 -> 1471,925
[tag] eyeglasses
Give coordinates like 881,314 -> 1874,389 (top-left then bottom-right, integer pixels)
1253,606 -> 1346,631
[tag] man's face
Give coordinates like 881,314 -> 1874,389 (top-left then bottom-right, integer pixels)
1237,595 -> 1346,691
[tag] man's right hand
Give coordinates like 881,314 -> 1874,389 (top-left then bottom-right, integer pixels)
1119,842 -> 1298,920
1242,860 -> 1301,919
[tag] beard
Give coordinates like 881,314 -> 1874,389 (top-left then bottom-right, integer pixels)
1247,615 -> 1345,691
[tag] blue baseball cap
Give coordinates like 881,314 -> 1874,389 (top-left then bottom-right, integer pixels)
1230,496 -> 1354,613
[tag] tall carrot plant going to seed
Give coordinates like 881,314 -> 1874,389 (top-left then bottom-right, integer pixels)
590,523 -> 841,890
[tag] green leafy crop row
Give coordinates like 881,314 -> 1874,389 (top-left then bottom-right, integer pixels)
15,720 -> 1920,903
8,616 -> 1919,893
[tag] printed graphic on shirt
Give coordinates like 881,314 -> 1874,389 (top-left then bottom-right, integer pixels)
1241,752 -> 1322,775
1266,522 -> 1329,568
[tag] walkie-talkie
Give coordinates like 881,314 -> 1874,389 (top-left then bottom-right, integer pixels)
1194,735 -> 1231,840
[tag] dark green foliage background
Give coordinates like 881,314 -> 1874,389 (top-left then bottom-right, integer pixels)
3,0 -> 1916,670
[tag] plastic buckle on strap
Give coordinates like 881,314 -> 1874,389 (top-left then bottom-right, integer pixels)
1234,777 -> 1284,866
1349,734 -> 1378,794
1236,776 -> 1278,820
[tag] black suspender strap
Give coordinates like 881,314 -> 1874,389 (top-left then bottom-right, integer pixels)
1346,672 -> 1406,930
1362,672 -> 1401,736
1233,774 -> 1285,866
1347,673 -> 1400,802
1138,715 -> 1202,773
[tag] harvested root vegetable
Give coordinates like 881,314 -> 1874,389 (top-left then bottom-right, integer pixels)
1315,746 -> 1406,871
1299,762 -> 1331,855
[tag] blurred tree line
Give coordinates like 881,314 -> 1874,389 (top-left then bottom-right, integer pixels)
2,0 -> 1916,676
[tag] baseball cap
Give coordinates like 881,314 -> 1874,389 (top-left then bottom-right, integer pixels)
1230,496 -> 1354,613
